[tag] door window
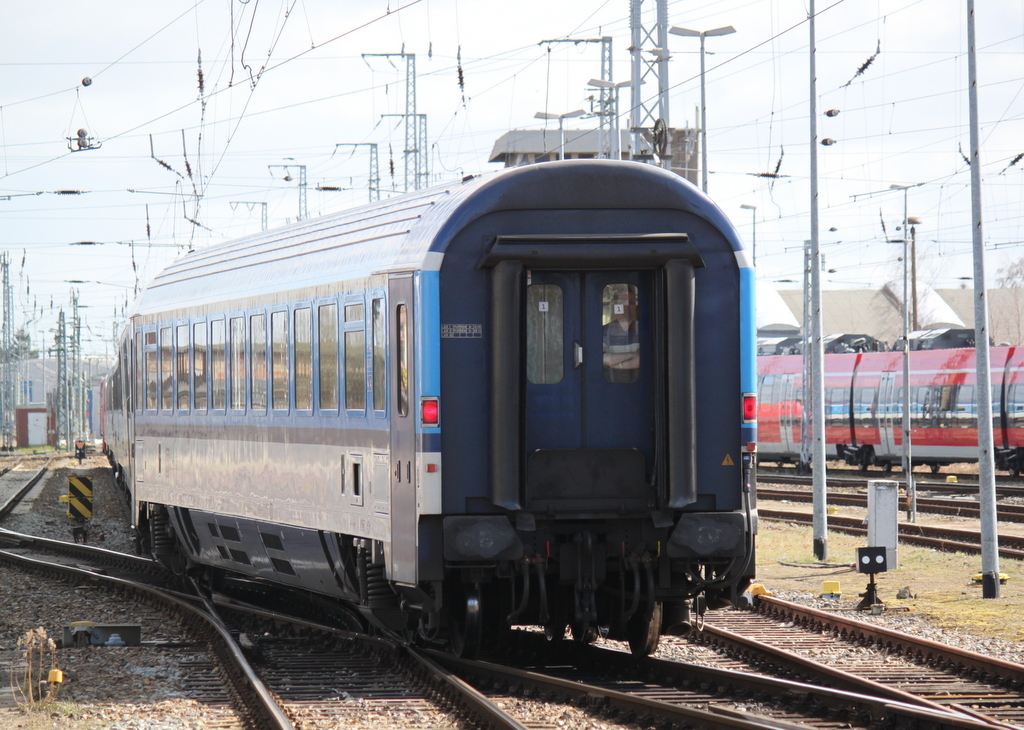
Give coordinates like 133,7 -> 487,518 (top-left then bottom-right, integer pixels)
396,304 -> 409,417
526,284 -> 564,385
601,283 -> 639,383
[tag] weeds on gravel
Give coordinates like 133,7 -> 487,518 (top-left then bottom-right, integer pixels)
11,627 -> 62,707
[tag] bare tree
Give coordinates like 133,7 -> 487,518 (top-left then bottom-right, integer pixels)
994,257 -> 1024,345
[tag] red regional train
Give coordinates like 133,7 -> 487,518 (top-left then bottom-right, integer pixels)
757,347 -> 1024,476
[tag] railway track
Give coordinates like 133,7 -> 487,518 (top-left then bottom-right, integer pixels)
213,592 -> 997,730
0,483 -> 527,729
5,458 -> 1024,729
429,632 -> 994,730
0,457 -> 52,520
757,486 -> 1024,523
758,468 -> 1024,498
697,594 -> 1024,728
756,505 -> 1024,559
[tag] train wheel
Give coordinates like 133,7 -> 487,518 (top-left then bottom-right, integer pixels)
627,602 -> 662,656
449,586 -> 482,658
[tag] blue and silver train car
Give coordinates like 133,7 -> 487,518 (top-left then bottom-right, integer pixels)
103,159 -> 758,656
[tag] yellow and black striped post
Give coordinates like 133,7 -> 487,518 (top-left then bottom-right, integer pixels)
59,475 -> 93,520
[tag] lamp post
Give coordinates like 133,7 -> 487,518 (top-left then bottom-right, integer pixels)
740,203 -> 757,264
669,24 -> 736,193
588,79 -> 633,160
535,110 -> 586,161
890,183 -> 918,521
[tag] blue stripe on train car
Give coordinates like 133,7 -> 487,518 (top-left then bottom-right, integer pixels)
417,269 -> 442,436
739,265 -> 757,444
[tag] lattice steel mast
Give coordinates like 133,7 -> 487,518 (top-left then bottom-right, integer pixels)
0,253 -> 13,449
629,0 -> 671,164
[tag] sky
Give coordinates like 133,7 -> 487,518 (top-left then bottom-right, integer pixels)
2,0 -> 1023,356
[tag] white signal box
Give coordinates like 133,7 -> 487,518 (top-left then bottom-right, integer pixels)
867,479 -> 899,570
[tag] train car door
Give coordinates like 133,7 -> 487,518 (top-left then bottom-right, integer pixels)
523,270 -> 654,508
878,370 -> 898,458
389,275 -> 417,585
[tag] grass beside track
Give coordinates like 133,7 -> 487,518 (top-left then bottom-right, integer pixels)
755,518 -> 1024,642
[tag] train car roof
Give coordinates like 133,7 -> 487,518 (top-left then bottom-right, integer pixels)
129,159 -> 744,318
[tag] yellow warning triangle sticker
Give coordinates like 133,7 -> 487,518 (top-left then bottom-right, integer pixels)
722,453 -> 735,466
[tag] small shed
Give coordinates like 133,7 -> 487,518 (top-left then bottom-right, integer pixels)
16,406 -> 51,448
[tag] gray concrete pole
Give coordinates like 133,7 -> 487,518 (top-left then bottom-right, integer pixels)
967,0 -> 1001,598
809,0 -> 828,561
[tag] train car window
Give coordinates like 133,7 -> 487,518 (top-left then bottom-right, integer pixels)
993,384 -> 1005,431
855,387 -> 877,429
230,317 -> 246,410
250,313 -> 267,412
345,302 -> 366,411
937,385 -> 957,427
526,284 -> 563,385
193,323 -> 207,411
345,329 -> 366,410
372,298 -> 386,411
271,311 -> 289,410
118,342 -> 127,412
919,386 -> 932,428
1008,384 -> 1024,430
176,324 -> 190,412
345,303 -> 364,322
601,284 -> 639,384
294,308 -> 312,410
824,387 -> 847,428
318,303 -> 339,411
397,304 -> 409,417
160,327 -> 173,411
211,320 -> 227,411
138,331 -> 147,412
957,384 -> 976,428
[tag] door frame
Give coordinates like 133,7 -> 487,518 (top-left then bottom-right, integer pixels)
389,275 -> 418,585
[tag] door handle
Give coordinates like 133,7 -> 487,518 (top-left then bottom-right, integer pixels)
573,340 -> 583,369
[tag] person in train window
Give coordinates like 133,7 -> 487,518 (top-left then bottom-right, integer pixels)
602,286 -> 639,383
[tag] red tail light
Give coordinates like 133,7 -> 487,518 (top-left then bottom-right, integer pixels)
742,393 -> 757,422
421,397 -> 439,426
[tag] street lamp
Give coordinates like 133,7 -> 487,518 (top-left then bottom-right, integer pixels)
588,79 -> 634,161
669,24 -> 736,193
535,110 -> 586,161
740,203 -> 757,264
889,182 -> 922,521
